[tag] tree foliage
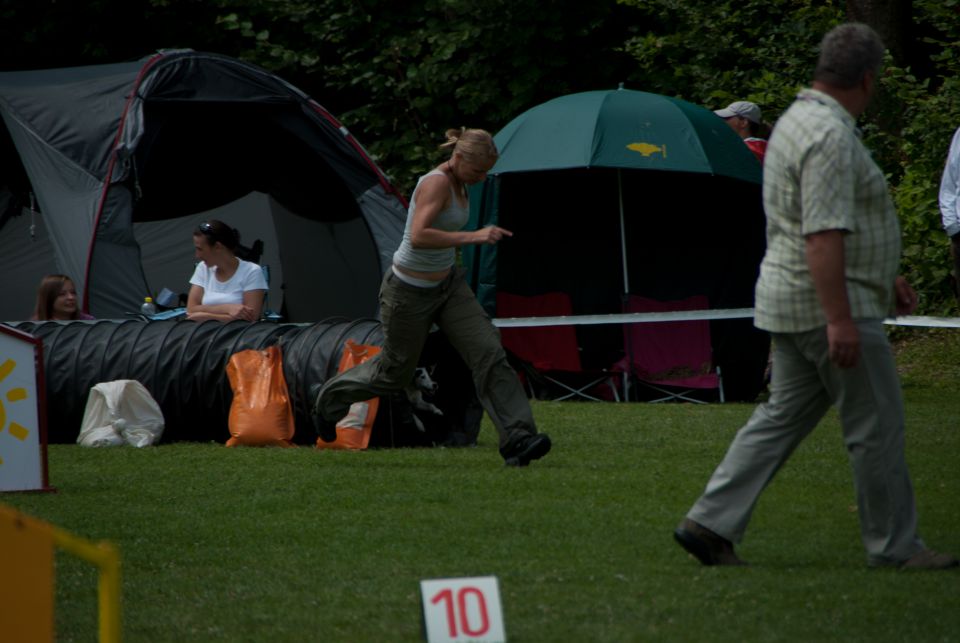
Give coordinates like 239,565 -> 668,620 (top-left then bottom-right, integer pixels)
210,0 -> 645,191
870,0 -> 960,312
617,0 -> 843,116
0,0 -> 241,71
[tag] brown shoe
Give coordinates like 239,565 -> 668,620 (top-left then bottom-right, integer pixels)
674,518 -> 747,566
899,549 -> 959,570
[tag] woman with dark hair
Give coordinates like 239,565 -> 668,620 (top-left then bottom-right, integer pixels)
187,219 -> 268,322
32,274 -> 95,320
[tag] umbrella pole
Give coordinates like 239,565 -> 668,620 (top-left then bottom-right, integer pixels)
618,169 -> 632,401
618,169 -> 630,294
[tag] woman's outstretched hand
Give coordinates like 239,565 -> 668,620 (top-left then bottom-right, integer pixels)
473,225 -> 513,245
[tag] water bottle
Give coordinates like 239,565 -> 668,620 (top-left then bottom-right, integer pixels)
140,296 -> 157,316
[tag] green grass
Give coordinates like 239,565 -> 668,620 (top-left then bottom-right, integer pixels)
4,327 -> 960,642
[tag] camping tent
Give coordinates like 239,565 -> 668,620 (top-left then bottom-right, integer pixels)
0,50 -> 407,321
465,89 -> 770,401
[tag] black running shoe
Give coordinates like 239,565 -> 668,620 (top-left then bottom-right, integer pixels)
502,433 -> 551,467
309,384 -> 338,443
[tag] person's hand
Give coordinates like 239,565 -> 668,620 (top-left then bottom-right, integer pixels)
473,225 -> 513,245
827,318 -> 860,369
893,276 -> 918,315
226,304 -> 257,321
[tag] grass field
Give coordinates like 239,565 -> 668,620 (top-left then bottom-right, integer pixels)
3,328 -> 960,642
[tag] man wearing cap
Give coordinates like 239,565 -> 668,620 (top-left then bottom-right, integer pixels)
674,23 -> 957,570
715,100 -> 768,163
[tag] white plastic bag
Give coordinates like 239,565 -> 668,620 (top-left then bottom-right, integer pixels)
77,380 -> 165,447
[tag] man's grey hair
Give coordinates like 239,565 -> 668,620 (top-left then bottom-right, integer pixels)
814,22 -> 885,89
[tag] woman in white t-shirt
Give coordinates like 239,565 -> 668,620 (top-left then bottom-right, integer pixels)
186,219 -> 268,322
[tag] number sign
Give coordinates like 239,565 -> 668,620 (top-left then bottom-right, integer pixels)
420,576 -> 506,642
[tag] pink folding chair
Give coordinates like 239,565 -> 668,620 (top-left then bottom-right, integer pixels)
613,294 -> 723,403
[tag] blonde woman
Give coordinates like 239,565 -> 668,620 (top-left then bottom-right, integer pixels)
313,128 -> 551,466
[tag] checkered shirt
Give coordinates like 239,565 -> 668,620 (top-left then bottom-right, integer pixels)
754,88 -> 901,333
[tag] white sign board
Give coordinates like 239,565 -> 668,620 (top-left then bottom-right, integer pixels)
421,576 -> 506,643
0,325 -> 47,492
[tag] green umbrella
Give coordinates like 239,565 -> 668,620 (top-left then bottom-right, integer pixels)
491,87 -> 761,182
488,87 -> 761,293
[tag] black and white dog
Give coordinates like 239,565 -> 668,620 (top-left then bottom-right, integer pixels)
406,367 -> 443,432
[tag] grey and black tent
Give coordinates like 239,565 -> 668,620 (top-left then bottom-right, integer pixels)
0,50 -> 407,321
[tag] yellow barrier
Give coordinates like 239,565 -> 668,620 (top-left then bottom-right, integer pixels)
0,504 -> 121,642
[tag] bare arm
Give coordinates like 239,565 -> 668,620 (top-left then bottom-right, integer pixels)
242,289 -> 265,320
186,284 -> 264,322
409,175 -> 512,249
805,229 -> 859,368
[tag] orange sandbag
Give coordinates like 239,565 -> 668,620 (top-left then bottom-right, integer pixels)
225,345 -> 294,447
316,340 -> 381,450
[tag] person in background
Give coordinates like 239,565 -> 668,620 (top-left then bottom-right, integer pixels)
32,274 -> 95,320
186,219 -> 267,322
312,128 -> 551,467
675,23 -> 957,570
938,125 -> 960,302
714,100 -> 768,164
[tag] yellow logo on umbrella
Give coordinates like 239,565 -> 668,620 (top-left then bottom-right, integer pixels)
627,142 -> 667,158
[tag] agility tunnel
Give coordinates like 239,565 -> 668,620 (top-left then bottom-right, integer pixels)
10,319 -> 478,447
10,319 -> 386,445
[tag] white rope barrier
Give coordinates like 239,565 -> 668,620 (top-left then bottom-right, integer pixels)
882,315 -> 960,328
492,308 -> 960,329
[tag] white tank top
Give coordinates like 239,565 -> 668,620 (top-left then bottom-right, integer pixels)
392,169 -> 470,272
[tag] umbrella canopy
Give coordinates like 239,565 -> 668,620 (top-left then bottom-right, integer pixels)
490,88 -> 761,184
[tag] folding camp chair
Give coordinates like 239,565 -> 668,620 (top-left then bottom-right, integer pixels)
496,291 -> 618,401
260,264 -> 282,321
614,294 -> 723,403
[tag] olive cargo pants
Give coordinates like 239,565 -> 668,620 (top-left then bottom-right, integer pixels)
316,268 -> 538,450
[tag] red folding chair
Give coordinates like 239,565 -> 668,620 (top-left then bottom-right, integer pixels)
496,291 -> 618,401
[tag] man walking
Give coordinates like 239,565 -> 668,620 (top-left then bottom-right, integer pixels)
674,23 -> 957,570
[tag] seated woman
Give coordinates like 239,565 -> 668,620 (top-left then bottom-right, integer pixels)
32,274 -> 95,321
186,220 -> 268,322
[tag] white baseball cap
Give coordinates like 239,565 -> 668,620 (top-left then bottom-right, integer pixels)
714,101 -> 762,124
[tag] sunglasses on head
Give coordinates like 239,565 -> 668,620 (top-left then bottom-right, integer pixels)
198,222 -> 214,234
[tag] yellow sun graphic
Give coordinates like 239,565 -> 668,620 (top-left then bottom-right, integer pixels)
0,358 -> 31,466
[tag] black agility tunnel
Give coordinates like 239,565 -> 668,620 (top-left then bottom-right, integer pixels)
9,319 -> 477,446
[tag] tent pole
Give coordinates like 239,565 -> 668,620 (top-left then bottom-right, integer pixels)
618,169 -> 632,401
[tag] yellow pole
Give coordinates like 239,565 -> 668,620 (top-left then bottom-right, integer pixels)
50,527 -> 122,643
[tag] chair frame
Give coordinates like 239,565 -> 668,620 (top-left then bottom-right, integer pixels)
514,359 -> 619,402
623,367 -> 723,404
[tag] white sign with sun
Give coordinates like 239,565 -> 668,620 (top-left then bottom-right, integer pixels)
0,327 -> 44,492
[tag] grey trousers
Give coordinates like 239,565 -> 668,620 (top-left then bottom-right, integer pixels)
687,320 -> 925,565
316,267 -> 538,450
